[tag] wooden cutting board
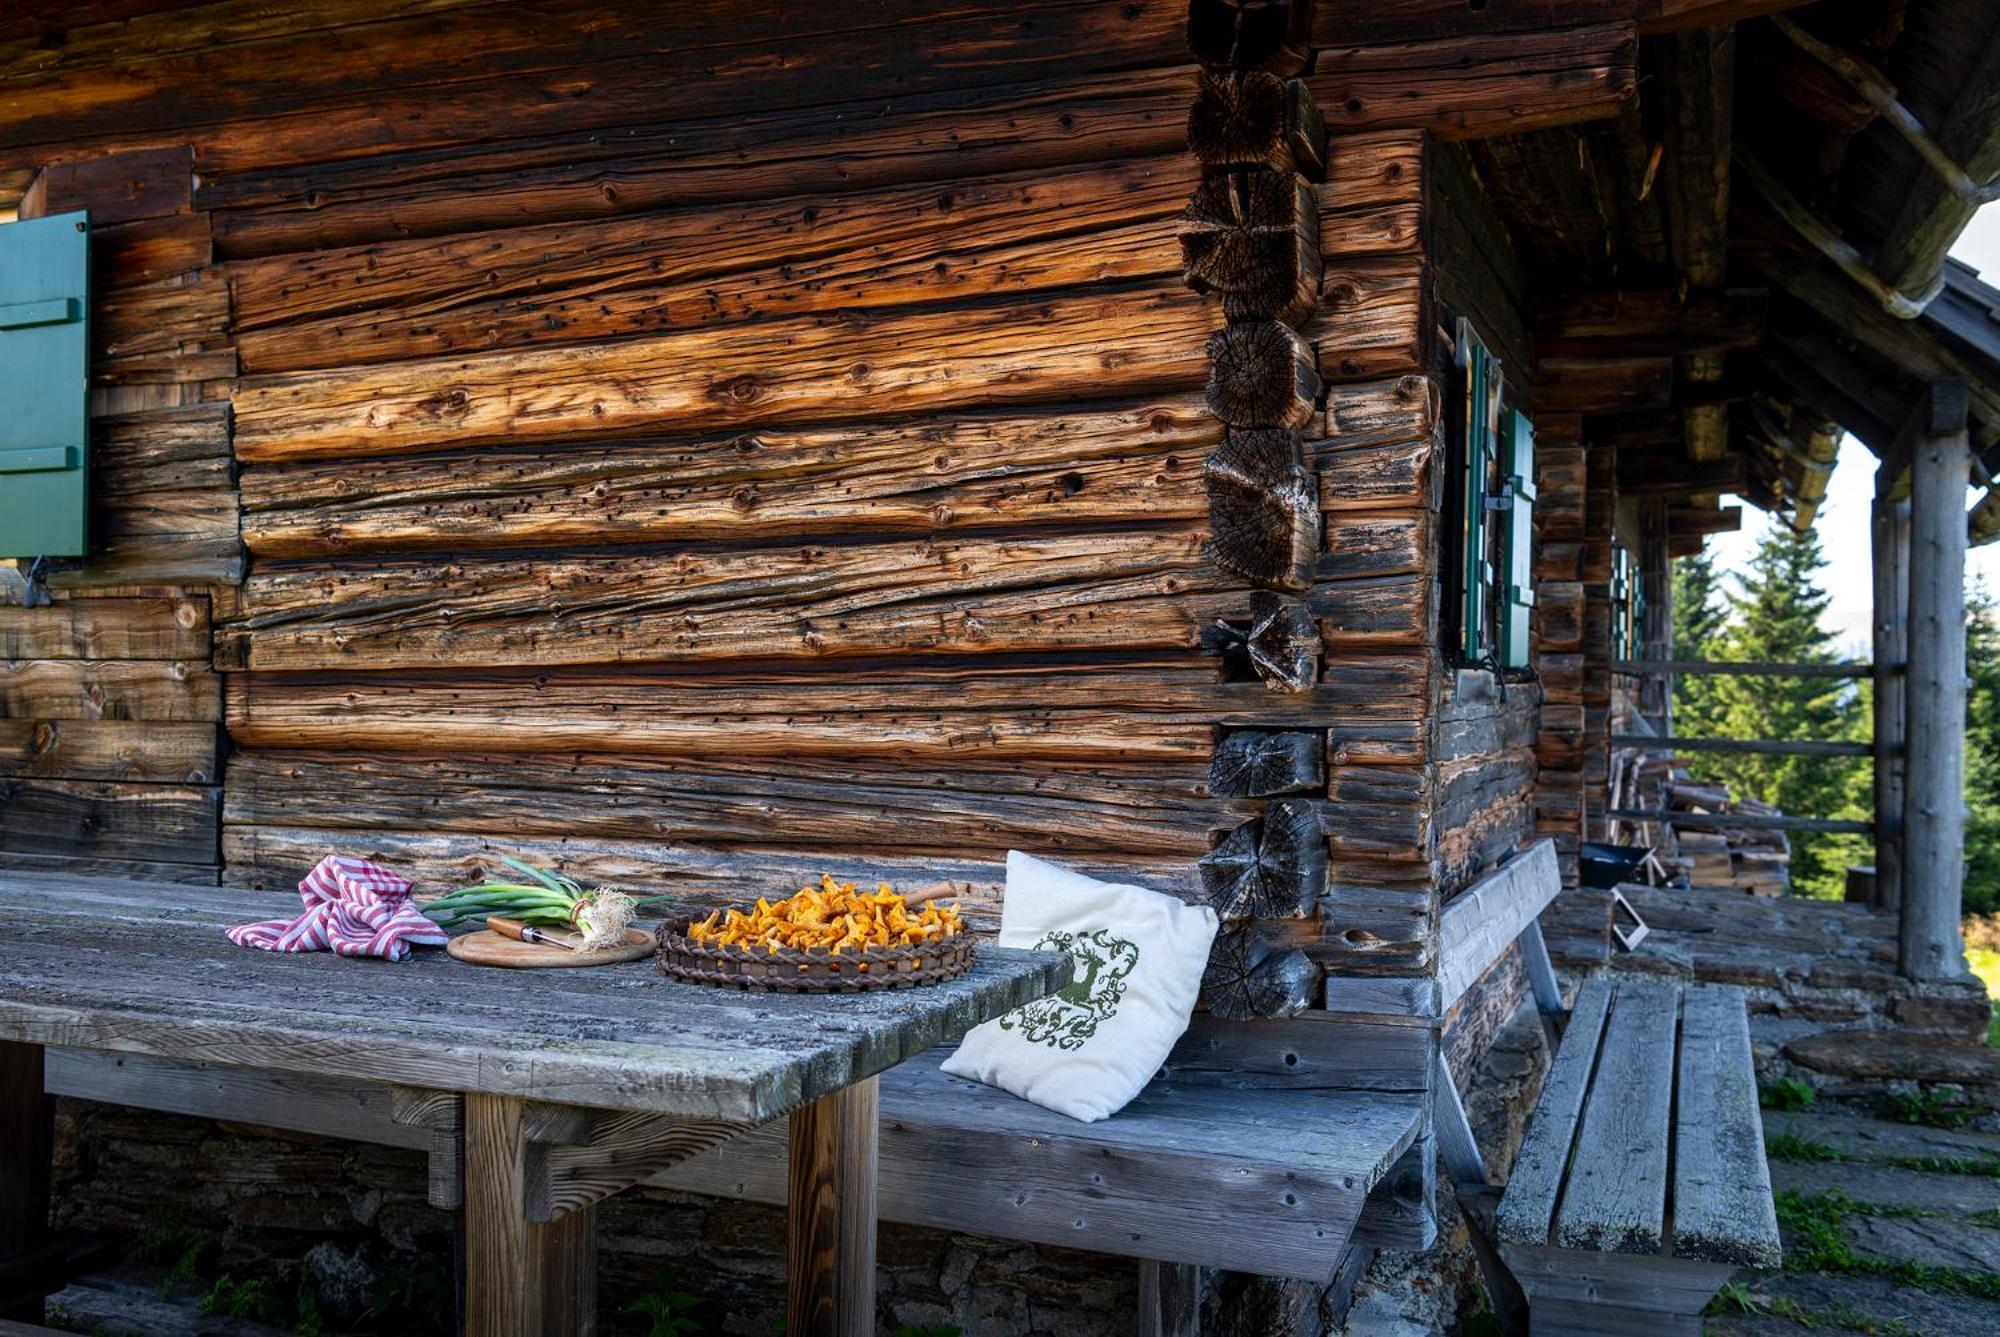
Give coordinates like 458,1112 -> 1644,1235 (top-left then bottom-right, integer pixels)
445,925 -> 654,969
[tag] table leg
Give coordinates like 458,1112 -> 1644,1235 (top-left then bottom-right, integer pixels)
786,1076 -> 879,1337
0,1040 -> 52,1324
463,1093 -> 597,1336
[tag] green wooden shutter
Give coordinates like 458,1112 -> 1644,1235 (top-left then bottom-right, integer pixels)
0,210 -> 91,559
1459,323 -> 1500,664
1499,408 -> 1536,669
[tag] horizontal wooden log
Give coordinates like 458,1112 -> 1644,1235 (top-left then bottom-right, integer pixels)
1607,809 -> 1873,835
1199,800 -> 1325,918
1187,0 -> 1311,74
1314,434 -> 1435,512
0,719 -> 215,783
91,404 -> 233,498
1612,734 -> 1871,757
95,277 -> 232,383
240,397 -> 1213,559
91,213 -> 212,289
1533,356 -> 1674,413
1180,171 -> 1321,324
222,528 -> 1231,671
1311,573 -> 1434,646
224,749 -> 1230,860
1187,70 -> 1328,176
1208,590 -> 1322,692
1536,288 -> 1765,358
1204,429 -> 1320,590
1205,321 -> 1321,430
0,658 -> 219,722
203,67 -> 1195,258
1318,512 -> 1429,582
19,146 -> 192,225
1306,24 -> 1637,140
224,663 -> 1424,761
1304,259 -> 1428,381
0,599 -> 208,660
0,778 -> 218,864
1610,658 -> 1872,678
41,533 -> 245,593
0,1 -> 1188,176
1435,840 -> 1560,1011
231,157 -> 1194,374
233,287 -> 1211,462
1210,729 -> 1325,798
1321,375 -> 1436,448
218,823 -> 1199,918
1201,923 -> 1317,1021
1319,130 -> 1425,259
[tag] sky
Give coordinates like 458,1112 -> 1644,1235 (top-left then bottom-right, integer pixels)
1703,210 -> 2000,655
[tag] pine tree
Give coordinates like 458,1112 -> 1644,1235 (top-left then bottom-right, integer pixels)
1965,581 -> 2000,916
1702,527 -> 1858,896
1671,550 -> 1729,736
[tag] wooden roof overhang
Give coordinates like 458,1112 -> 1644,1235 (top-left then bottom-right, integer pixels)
1448,0 -> 2000,547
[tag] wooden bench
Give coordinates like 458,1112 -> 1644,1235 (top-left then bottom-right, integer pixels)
1494,976 -> 1781,1336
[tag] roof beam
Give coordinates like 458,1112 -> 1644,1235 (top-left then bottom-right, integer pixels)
1874,16 -> 2000,309
1657,23 -> 1735,462
1537,288 -> 1765,358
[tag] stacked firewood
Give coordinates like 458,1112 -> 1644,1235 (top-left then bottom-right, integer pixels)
1611,750 -> 1793,896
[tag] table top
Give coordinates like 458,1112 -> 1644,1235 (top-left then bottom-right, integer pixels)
0,873 -> 1071,1124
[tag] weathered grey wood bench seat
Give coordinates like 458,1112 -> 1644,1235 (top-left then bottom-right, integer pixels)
1494,976 -> 1781,1336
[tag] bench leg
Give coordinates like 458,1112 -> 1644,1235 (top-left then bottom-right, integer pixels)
463,1093 -> 597,1336
0,1041 -> 52,1325
1501,1244 -> 1734,1337
1135,1260 -> 1201,1337
787,1076 -> 878,1337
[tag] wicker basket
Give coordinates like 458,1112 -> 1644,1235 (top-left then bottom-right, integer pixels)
654,924 -> 975,993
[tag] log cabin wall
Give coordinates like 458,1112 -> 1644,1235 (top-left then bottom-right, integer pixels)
0,148 -> 238,883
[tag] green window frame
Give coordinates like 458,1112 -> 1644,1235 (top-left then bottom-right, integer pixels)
0,209 -> 91,560
1455,319 -> 1501,665
1611,542 -> 1633,660
1453,319 -> 1536,669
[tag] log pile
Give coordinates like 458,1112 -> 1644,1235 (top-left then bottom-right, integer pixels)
1609,752 -> 1794,898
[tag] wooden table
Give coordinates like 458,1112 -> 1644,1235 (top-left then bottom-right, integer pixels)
0,875 -> 1070,1335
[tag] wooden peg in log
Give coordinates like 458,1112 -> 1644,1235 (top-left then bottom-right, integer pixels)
1202,428 -> 1319,590
1210,729 -> 1323,798
1197,798 -> 1326,918
1180,172 -> 1321,325
1205,322 -> 1319,431
1202,590 -> 1321,690
1201,922 -> 1316,1020
1186,0 -> 1313,77
1187,71 -> 1327,178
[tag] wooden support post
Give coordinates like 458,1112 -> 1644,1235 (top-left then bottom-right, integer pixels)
1901,381 -> 1971,980
463,1093 -> 597,1337
0,1042 -> 51,1325
1871,475 -> 1910,914
1134,1259 -> 1202,1337
786,1076 -> 879,1337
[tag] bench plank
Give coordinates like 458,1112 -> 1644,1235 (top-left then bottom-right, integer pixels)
1494,976 -> 1613,1248
1436,840 -> 1561,1010
1554,979 -> 1678,1254
657,1047 -> 1426,1281
1671,985 -> 1781,1267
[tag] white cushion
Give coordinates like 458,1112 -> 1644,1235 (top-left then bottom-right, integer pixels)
941,851 -> 1219,1122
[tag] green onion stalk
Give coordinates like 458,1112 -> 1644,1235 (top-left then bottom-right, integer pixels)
422,856 -> 668,950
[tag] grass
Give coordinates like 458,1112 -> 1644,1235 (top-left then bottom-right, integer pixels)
1706,1278 -> 1920,1335
1774,1189 -> 2000,1301
1967,944 -> 2000,1047
1767,1131 -> 1844,1163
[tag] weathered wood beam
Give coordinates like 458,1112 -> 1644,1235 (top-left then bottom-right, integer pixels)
0,1040 -> 51,1324
1657,22 -> 1735,464
1901,381 -> 1971,980
1200,921 -> 1316,1020
1309,1 -> 1808,45
1209,729 -> 1325,798
1180,170 -> 1321,324
1614,455 -> 1743,497
1534,356 -> 1674,413
1207,590 -> 1323,692
1305,25 -> 1638,141
1665,504 -> 1742,538
1206,320 -> 1321,429
1203,429 -> 1320,590
1188,70 -> 1328,178
1187,0 -> 1312,75
1610,733 -> 1869,757
1198,801 -> 1325,918
1872,474 -> 1910,911
1606,808 -> 1872,834
1537,289 -> 1763,359
1874,20 -> 2000,307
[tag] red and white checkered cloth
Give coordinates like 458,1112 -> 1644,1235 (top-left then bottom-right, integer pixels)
226,855 -> 448,962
